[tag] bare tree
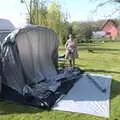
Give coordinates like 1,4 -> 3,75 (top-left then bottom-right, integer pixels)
20,0 -> 48,24
20,0 -> 34,24
91,0 -> 120,18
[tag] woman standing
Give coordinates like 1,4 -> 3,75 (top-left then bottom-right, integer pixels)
65,34 -> 78,67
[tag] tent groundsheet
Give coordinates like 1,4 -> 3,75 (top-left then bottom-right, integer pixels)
53,74 -> 112,118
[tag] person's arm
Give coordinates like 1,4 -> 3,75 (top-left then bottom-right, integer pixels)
65,40 -> 68,49
74,39 -> 77,49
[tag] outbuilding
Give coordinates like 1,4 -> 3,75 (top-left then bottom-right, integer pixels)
102,19 -> 118,40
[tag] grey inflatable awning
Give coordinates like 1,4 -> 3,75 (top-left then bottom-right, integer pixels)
0,25 -> 82,109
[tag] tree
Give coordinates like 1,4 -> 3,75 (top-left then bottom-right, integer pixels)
20,0 -> 33,24
20,0 -> 48,24
91,0 -> 120,18
72,22 -> 80,42
47,2 -> 62,36
60,21 -> 69,45
31,0 -> 48,25
47,1 -> 69,44
20,0 -> 69,45
72,21 -> 94,43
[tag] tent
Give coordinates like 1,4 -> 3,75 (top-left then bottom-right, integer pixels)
0,25 -> 82,109
0,18 -> 15,95
0,18 -> 15,42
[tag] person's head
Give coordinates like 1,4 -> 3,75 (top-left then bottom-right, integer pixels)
69,34 -> 76,41
69,34 -> 74,41
69,34 -> 72,39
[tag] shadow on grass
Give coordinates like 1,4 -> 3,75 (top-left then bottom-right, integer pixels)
86,48 -> 120,51
110,79 -> 120,99
85,69 -> 120,74
0,101 -> 45,115
95,51 -> 120,55
59,48 -> 120,52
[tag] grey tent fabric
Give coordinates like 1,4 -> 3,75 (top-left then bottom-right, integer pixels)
16,27 -> 58,81
1,25 -> 58,94
0,25 -> 84,108
0,18 -> 15,30
0,76 -> 2,93
0,19 -> 14,94
0,32 -> 11,42
0,18 -> 15,42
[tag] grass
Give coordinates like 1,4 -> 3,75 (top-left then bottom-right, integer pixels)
0,42 -> 120,120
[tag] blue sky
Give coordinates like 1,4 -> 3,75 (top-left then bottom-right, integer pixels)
61,0 -> 120,21
0,0 -> 119,27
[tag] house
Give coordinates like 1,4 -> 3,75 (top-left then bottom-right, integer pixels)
102,19 -> 118,40
92,31 -> 106,39
0,18 -> 15,42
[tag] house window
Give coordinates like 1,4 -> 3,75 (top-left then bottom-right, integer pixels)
106,32 -> 111,35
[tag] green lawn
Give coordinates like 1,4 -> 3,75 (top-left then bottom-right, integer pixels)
0,42 -> 120,120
